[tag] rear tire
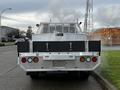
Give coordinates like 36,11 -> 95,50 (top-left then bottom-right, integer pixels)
27,72 -> 46,79
79,71 -> 90,80
68,71 -> 90,80
30,75 -> 39,79
26,72 -> 39,79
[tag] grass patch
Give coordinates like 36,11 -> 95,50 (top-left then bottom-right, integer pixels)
101,51 -> 120,90
0,43 -> 5,46
0,42 -> 15,46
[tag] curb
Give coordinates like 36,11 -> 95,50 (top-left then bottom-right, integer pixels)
91,71 -> 117,90
0,44 -> 15,47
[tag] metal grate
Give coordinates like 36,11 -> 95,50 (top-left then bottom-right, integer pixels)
33,41 -> 85,52
88,41 -> 101,52
17,41 -> 29,52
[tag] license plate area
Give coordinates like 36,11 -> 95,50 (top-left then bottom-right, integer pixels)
52,61 -> 66,67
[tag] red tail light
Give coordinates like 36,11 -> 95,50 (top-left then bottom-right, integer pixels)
80,56 -> 85,62
21,57 -> 27,63
92,57 -> 97,62
33,57 -> 39,63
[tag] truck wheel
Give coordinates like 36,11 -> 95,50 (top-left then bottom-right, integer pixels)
68,71 -> 89,80
79,71 -> 90,80
29,73 -> 39,79
30,75 -> 39,79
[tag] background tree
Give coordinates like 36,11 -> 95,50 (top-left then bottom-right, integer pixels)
26,26 -> 32,39
7,29 -> 19,38
19,31 -> 26,38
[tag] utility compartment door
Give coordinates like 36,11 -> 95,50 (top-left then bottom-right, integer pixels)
33,41 -> 85,52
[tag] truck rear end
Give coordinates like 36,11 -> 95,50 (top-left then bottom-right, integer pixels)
17,40 -> 101,79
17,23 -> 101,79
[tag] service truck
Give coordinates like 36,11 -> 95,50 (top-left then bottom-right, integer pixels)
17,0 -> 101,79
17,22 -> 101,79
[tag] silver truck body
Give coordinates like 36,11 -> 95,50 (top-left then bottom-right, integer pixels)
17,23 -> 101,72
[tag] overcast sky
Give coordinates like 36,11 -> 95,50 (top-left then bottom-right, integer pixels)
0,0 -> 120,31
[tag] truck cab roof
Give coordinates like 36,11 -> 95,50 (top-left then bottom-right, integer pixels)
37,22 -> 82,34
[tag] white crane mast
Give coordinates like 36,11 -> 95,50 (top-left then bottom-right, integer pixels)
84,0 -> 93,33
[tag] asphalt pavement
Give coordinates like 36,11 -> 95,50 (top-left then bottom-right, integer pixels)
102,45 -> 120,51
0,46 -> 103,90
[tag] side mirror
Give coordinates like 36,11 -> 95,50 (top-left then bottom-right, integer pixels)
36,24 -> 40,27
79,22 -> 82,25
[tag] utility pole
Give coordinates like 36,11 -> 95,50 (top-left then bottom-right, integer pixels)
0,8 -> 12,26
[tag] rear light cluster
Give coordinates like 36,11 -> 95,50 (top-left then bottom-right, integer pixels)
80,56 -> 97,62
21,57 -> 39,63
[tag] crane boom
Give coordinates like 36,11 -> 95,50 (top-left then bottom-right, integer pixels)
84,0 -> 93,33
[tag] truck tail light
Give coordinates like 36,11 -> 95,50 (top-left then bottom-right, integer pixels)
21,57 -> 27,63
86,56 -> 91,62
92,57 -> 97,62
27,57 -> 32,63
80,56 -> 85,62
33,57 -> 39,63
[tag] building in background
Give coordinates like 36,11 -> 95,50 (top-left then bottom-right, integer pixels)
0,26 -> 19,42
91,28 -> 120,45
